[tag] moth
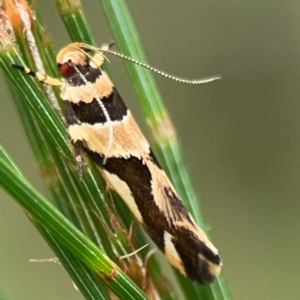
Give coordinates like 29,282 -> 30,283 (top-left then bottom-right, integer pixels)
12,42 -> 222,284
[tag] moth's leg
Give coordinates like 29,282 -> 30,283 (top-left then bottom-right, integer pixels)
11,64 -> 62,86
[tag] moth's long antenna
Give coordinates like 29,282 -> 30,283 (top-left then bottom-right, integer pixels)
79,43 -> 221,85
102,49 -> 221,85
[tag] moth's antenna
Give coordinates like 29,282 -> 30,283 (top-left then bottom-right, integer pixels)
101,49 -> 221,85
78,42 -> 221,84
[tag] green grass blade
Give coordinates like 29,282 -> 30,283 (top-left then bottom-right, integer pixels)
34,224 -> 111,300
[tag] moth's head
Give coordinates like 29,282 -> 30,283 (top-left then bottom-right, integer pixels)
56,42 -> 89,78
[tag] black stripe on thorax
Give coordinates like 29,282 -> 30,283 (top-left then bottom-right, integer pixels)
68,65 -> 102,86
65,88 -> 128,125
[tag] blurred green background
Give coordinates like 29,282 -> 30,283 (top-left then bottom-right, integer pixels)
1,1 -> 300,299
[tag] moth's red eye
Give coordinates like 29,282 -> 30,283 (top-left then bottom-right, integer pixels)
58,62 -> 75,77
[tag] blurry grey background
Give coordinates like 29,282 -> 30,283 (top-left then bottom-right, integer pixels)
1,1 -> 300,299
